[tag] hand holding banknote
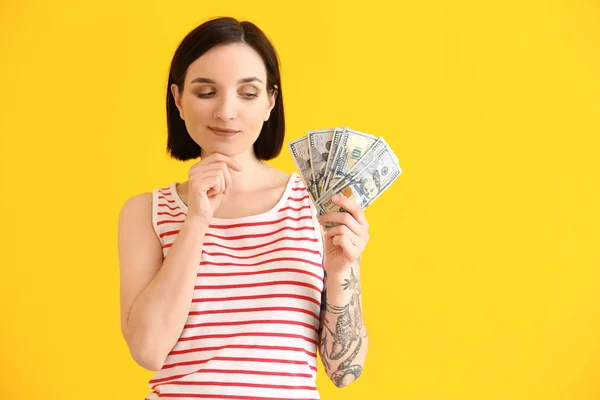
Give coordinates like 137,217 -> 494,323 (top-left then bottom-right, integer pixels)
316,193 -> 370,273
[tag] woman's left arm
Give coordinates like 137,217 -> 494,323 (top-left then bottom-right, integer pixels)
316,195 -> 370,388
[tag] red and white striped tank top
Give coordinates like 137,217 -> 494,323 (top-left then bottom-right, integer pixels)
146,172 -> 325,400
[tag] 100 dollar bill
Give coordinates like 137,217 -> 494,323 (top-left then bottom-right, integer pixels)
316,145 -> 402,225
319,127 -> 345,197
322,128 -> 377,195
308,128 -> 335,199
319,136 -> 398,199
288,136 -> 316,201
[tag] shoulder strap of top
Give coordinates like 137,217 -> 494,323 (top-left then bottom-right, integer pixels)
291,174 -> 325,260
151,184 -> 176,247
150,187 -> 161,246
309,200 -> 325,260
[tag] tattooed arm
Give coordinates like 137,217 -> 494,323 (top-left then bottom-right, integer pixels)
316,195 -> 372,388
318,259 -> 369,388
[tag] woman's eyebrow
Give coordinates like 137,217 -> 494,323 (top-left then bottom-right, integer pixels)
190,77 -> 264,84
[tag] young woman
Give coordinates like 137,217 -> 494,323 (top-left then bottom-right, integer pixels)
118,16 -> 370,399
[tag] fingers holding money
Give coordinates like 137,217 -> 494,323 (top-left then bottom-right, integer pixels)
333,194 -> 369,229
319,201 -> 366,236
331,233 -> 361,262
318,195 -> 370,255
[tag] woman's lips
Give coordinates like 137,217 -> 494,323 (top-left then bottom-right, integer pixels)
209,127 -> 240,136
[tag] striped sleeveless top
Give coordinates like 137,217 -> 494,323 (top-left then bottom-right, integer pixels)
146,172 -> 325,400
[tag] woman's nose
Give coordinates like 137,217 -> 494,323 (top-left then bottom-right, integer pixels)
213,92 -> 238,120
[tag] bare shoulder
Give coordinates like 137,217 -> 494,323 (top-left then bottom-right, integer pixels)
120,192 -> 152,216
118,191 -> 159,258
118,192 -> 156,238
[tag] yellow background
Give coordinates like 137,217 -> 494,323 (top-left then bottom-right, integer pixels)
1,0 -> 599,399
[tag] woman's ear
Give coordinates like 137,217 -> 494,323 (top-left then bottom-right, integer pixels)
265,85 -> 278,121
170,83 -> 184,120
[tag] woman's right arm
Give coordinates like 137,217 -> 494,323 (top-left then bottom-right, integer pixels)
118,193 -> 209,371
118,153 -> 242,371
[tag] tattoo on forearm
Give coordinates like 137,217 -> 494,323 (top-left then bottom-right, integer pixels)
319,266 -> 367,387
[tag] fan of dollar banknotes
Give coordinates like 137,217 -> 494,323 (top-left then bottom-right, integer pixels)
288,127 -> 402,221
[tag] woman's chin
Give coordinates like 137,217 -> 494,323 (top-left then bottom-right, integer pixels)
201,146 -> 246,158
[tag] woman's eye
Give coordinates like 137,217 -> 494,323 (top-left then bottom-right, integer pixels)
195,91 -> 258,99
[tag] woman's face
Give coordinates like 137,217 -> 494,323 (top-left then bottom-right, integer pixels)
171,43 -> 276,158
